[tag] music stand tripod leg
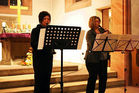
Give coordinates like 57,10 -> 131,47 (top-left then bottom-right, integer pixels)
60,49 -> 64,93
124,68 -> 127,93
121,51 -> 127,93
44,25 -> 81,93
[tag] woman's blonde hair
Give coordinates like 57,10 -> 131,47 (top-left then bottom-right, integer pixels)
88,16 -> 101,29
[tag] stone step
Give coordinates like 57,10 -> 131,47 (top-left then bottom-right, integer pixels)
51,78 -> 125,93
0,71 -> 117,89
0,78 -> 124,93
51,71 -> 117,83
0,65 -> 78,76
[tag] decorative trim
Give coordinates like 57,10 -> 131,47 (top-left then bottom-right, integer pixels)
65,0 -> 91,12
0,0 -> 32,15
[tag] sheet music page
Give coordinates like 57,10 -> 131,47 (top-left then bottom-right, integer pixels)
95,34 -> 108,39
37,28 -> 46,50
92,34 -> 105,51
93,34 -> 139,51
115,35 -> 131,51
136,44 -> 139,49
131,35 -> 139,49
118,34 -> 131,40
77,30 -> 85,49
108,34 -> 119,39
93,34 -> 118,51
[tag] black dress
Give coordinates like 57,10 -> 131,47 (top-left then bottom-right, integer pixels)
31,24 -> 54,93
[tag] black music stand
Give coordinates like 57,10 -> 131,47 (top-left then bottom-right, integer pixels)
44,25 -> 81,93
92,34 -> 118,52
113,35 -> 139,93
92,34 -> 139,93
115,35 -> 139,51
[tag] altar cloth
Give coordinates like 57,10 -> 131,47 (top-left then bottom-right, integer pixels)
0,33 -> 30,39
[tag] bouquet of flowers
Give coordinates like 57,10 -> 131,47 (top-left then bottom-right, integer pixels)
21,47 -> 32,66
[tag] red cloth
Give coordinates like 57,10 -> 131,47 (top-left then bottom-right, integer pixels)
0,33 -> 30,39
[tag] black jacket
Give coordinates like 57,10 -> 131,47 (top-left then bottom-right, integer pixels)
31,24 -> 54,54
85,28 -> 110,63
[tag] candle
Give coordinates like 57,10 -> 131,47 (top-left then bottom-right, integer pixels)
17,24 -> 21,29
23,24 -> 26,29
12,23 -> 15,29
28,24 -> 31,29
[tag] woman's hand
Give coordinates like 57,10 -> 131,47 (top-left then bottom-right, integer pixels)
104,29 -> 111,34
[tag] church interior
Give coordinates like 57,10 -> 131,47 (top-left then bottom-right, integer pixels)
0,0 -> 139,93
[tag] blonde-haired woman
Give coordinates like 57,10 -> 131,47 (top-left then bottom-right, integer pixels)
84,16 -> 110,93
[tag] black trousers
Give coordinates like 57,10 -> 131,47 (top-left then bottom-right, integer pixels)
33,52 -> 53,93
85,60 -> 108,93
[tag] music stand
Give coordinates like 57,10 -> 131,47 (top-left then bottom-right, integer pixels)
38,25 -> 81,93
92,34 -> 118,52
92,34 -> 139,52
115,35 -> 139,51
92,34 -> 139,93
113,35 -> 139,93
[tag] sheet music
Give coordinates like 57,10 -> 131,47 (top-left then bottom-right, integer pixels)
92,34 -> 118,52
77,30 -> 85,49
136,43 -> 139,49
115,35 -> 139,51
93,34 -> 139,52
115,35 -> 130,51
95,34 -> 108,39
131,35 -> 139,49
37,28 -> 46,50
93,34 -> 107,51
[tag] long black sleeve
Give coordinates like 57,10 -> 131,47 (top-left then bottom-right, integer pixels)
86,30 -> 96,51
31,28 -> 40,51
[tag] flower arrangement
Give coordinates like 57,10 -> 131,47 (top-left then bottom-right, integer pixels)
1,22 -> 31,33
21,47 -> 32,66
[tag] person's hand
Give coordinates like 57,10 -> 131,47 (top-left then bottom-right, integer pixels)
104,29 -> 111,34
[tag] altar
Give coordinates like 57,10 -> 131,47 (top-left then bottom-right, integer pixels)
0,33 -> 31,65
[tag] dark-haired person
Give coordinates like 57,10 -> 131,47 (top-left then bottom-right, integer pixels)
84,16 -> 111,93
31,11 -> 55,93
